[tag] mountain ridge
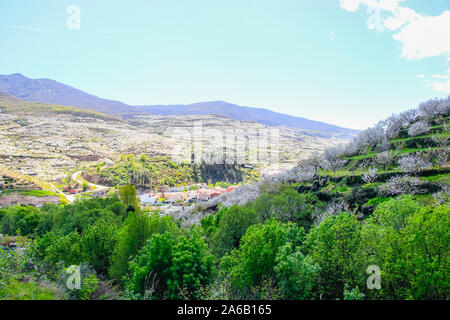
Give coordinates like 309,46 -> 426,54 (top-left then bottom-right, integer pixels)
0,73 -> 358,138
136,101 -> 359,138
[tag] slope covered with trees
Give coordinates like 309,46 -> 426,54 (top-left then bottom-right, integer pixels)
0,97 -> 448,300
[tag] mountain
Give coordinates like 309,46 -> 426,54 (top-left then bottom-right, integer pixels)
0,73 -> 138,116
0,73 -> 358,138
136,101 -> 359,138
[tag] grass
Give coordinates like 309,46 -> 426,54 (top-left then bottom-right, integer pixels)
320,182 -> 352,195
422,173 -> 450,184
365,196 -> 391,206
0,189 -> 58,197
391,132 -> 449,143
0,280 -> 58,300
343,152 -> 377,161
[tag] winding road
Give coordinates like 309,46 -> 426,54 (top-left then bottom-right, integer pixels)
51,171 -> 110,204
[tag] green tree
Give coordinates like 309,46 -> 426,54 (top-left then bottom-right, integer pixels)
361,197 -> 449,299
128,232 -> 176,298
44,231 -> 82,267
209,205 -> 258,257
109,212 -> 178,284
274,242 -> 320,300
220,219 -> 305,297
168,231 -> 213,299
81,218 -> 119,274
119,184 -> 140,213
305,213 -> 363,300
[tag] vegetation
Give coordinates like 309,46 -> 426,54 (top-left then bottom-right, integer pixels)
0,97 -> 448,300
97,155 -> 259,189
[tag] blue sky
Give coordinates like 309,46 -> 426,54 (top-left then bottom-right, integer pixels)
0,0 -> 449,129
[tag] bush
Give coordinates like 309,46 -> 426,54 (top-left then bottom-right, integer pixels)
109,212 -> 178,284
219,219 -> 305,298
208,205 -> 258,257
305,213 -> 363,300
398,154 -> 432,175
81,219 -> 119,274
361,197 -> 449,299
408,121 -> 430,137
379,175 -> 426,196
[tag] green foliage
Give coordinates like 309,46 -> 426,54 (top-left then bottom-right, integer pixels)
365,196 -> 391,206
128,230 -> 213,300
128,232 -> 176,298
119,184 -> 139,213
0,206 -> 40,236
0,189 -> 57,197
99,155 -> 258,189
167,231 -> 213,299
78,274 -> 99,300
249,190 -> 323,232
45,196 -> 125,235
0,238 -> 39,289
343,285 -> 365,300
43,231 -> 82,267
274,242 -> 320,300
305,213 -> 363,300
81,219 -> 119,274
0,279 -> 58,300
220,219 -> 305,297
208,205 -> 258,257
361,197 -> 449,299
109,212 -> 178,284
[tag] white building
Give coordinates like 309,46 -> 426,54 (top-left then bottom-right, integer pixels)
139,194 -> 157,205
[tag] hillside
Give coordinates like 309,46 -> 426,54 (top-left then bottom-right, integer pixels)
0,93 -> 341,182
213,97 -> 449,216
0,90 -> 115,120
1,97 -> 448,301
0,73 -> 358,138
137,101 -> 359,138
0,73 -> 138,116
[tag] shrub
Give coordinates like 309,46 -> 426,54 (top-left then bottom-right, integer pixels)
374,151 -> 395,170
220,219 -> 304,297
209,205 -> 258,257
408,120 -> 430,137
362,198 -> 449,299
379,175 -> 426,196
321,146 -> 347,173
398,154 -> 432,174
305,213 -> 363,300
362,167 -> 379,184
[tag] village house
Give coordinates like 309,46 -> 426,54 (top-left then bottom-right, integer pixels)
139,194 -> 157,205
166,192 -> 183,203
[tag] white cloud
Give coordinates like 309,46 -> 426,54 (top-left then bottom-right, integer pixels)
339,1 -> 450,94
338,1 -> 450,60
383,6 -> 420,31
419,70 -> 450,94
432,79 -> 450,94
339,0 -> 361,12
393,11 -> 450,60
432,74 -> 450,79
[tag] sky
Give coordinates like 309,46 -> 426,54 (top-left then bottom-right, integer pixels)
0,0 -> 449,130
